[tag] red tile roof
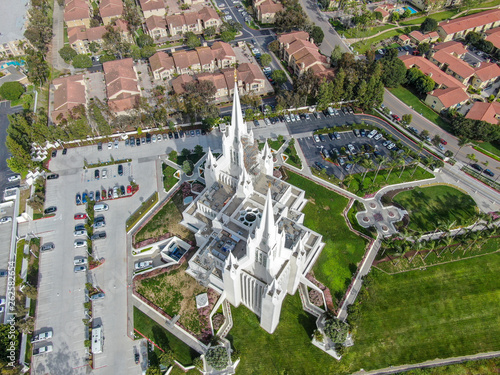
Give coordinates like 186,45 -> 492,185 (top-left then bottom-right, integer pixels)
438,8 -> 500,35
465,101 -> 500,124
103,58 -> 140,112
99,0 -> 123,18
400,55 -> 465,89
485,27 -> 500,49
64,0 -> 90,22
474,62 -> 500,82
428,87 -> 468,108
52,74 -> 86,123
432,41 -> 467,55
145,15 -> 166,31
432,50 -> 475,78
139,0 -> 165,12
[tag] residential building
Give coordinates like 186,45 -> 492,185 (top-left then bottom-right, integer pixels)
431,41 -> 468,57
166,7 -> 221,36
0,0 -> 28,58
437,8 -> 500,42
278,31 -> 333,77
149,51 -> 176,80
424,87 -> 469,112
471,62 -> 500,89
0,66 -> 29,86
99,0 -> 124,26
172,50 -> 202,74
465,101 -> 500,124
64,0 -> 91,28
409,30 -> 439,45
0,41 -> 25,58
397,35 -> 411,46
145,15 -> 168,40
253,0 -> 283,24
171,74 -> 194,94
428,50 -> 475,85
103,58 -> 141,113
68,20 -> 132,54
197,72 -> 229,98
183,80 -> 325,334
374,3 -> 405,23
139,0 -> 166,18
485,27 -> 500,52
51,74 -> 87,123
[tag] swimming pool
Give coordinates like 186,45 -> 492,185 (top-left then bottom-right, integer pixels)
404,6 -> 418,14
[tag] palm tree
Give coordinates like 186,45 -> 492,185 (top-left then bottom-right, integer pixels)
454,137 -> 470,159
344,173 -> 354,189
463,230 -> 482,255
438,236 -> 454,257
398,151 -> 410,179
361,159 -> 374,184
373,156 -> 388,184
385,159 -> 400,181
410,156 -> 421,177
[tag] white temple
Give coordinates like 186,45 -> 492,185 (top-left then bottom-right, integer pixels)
182,76 -> 325,334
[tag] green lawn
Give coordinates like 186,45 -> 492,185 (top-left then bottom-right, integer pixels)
286,172 -> 368,301
15,239 -> 25,286
344,253 -> 500,372
343,166 -> 434,197
401,356 -> 500,374
352,27 -> 419,54
388,86 -> 452,132
268,138 -> 285,151
473,142 -> 500,160
399,9 -> 458,25
392,185 -> 478,232
126,192 -> 158,231
343,24 -> 396,39
283,143 -> 302,169
133,307 -> 195,365
162,164 -> 179,192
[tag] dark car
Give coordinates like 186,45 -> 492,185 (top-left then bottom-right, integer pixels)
62,148 -> 67,155
471,163 -> 483,172
318,134 -> 326,142
125,139 -> 129,146
47,174 -> 59,180
82,193 -> 88,204
253,120 -> 260,126
360,129 -> 366,137
146,134 -> 152,143
40,243 -> 55,252
108,188 -> 113,199
201,129 -> 207,135
168,132 -> 173,139
94,170 -> 100,180
44,206 -> 57,215
484,169 -> 495,177
51,150 -> 57,158
95,190 -> 100,201
314,161 -> 325,170
135,353 -> 140,364
196,129 -> 201,136
328,133 -> 335,140
97,142 -> 102,151
76,194 -> 82,205
118,164 -> 123,176
136,138 -> 141,146
75,223 -> 85,231
120,185 -> 125,195
179,131 -> 184,138
91,232 -> 107,240
174,132 -> 179,139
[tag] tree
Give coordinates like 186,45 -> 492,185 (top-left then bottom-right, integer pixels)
159,350 -> 175,366
123,0 -> 143,31
72,54 -> 93,69
220,31 -> 236,42
205,346 -> 229,370
455,137 -> 470,158
181,148 -> 191,158
381,55 -> 407,88
420,17 -> 438,33
271,70 -> 287,85
22,284 -> 38,300
0,82 -> 25,101
182,160 -> 194,175
323,317 -> 349,344
141,45 -> 157,59
417,42 -> 430,55
275,1 -> 307,32
415,75 -> 435,95
185,32 -> 201,48
25,49 -> 49,86
16,316 -> 34,334
260,53 -> 272,67
401,8 -> 411,18
402,114 -> 412,124
136,34 -> 154,48
465,31 -> 481,46
145,367 -> 161,375
330,45 -> 343,67
24,6 -> 53,53
182,80 -> 218,120
268,40 -> 280,54
390,12 -> 399,22
311,26 -> 324,45
194,144 -> 204,156
59,46 -> 77,63
466,153 -> 477,165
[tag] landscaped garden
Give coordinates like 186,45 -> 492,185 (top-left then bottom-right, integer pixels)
285,171 -> 368,301
162,163 -> 179,192
283,140 -> 302,169
133,307 -> 196,366
135,265 -> 211,336
392,185 -> 478,232
134,190 -> 194,244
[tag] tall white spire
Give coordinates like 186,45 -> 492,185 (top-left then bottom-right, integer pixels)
206,147 -> 215,169
262,142 -> 274,176
231,71 -> 247,142
257,188 -> 277,253
204,147 -> 217,188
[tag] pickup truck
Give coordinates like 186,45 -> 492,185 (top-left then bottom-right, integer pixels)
32,330 -> 53,343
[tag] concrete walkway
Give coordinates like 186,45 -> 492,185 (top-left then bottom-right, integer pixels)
50,1 -> 72,72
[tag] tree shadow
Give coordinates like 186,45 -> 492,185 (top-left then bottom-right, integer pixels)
297,311 -> 316,338
151,325 -> 169,351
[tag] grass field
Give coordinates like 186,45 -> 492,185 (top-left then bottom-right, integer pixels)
342,24 -> 396,39
399,9 -> 458,25
162,163 -> 179,192
392,185 -> 478,232
344,166 -> 434,197
286,171 -> 368,301
133,307 -> 195,365
352,27 -> 419,54
473,142 -> 500,159
345,253 -> 500,371
388,86 -> 451,132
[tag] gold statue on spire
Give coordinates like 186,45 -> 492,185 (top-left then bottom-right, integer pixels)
234,66 -> 238,82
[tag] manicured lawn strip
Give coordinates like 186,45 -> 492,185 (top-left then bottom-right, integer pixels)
388,86 -> 451,132
402,356 -> 500,374
472,142 -> 500,160
268,138 -> 285,151
347,201 -> 376,238
344,166 -> 434,196
392,185 -> 478,232
345,254 -> 500,371
134,190 -> 194,243
285,172 -> 367,300
162,164 -> 179,192
399,9 -> 458,25
342,24 -> 396,39
133,306 -> 195,365
228,293 -> 340,375
284,143 -> 302,169
126,192 -> 158,231
15,239 -> 25,286
352,27 -> 419,54
461,166 -> 500,191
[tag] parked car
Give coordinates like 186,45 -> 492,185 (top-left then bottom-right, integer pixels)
94,169 -> 100,180
73,229 -> 87,237
91,232 -> 107,240
74,213 -> 87,220
31,331 -> 53,343
313,134 -> 320,143
34,345 -> 53,355
44,206 -> 57,215
118,164 -> 123,176
90,292 -> 105,301
62,148 -> 67,155
391,114 -> 401,121
134,260 -> 153,270
484,169 -> 494,177
76,194 -> 82,205
82,193 -> 88,204
74,240 -> 86,248
40,243 -> 55,252
74,265 -> 87,273
127,185 -> 132,194
440,138 -> 447,145
108,188 -> 113,199
74,258 -> 87,266
88,191 -> 94,201
51,150 -> 57,158
102,169 -> 107,179
318,134 -> 326,142
47,174 -> 59,180
7,175 -> 21,182
374,133 -> 383,141
120,185 -> 125,195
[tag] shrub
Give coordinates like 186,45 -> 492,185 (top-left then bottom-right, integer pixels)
0,82 -> 25,101
205,346 -> 229,370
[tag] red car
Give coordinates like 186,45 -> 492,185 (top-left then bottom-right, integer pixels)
391,114 -> 401,121
74,213 -> 87,220
127,185 -> 132,194
440,138 -> 447,145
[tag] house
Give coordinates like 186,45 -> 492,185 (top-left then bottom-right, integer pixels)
64,0 -> 91,28
278,31 -> 332,77
103,58 -> 141,113
68,20 -> 132,54
145,15 -> 168,40
166,7 -> 221,36
139,0 -> 166,18
149,51 -> 176,80
400,55 -> 466,90
0,41 -> 25,58
51,74 -> 87,123
0,66 -> 29,87
465,101 -> 500,124
424,87 -> 469,112
398,34 -> 411,46
409,30 -> 439,45
210,41 -> 237,69
232,63 -> 267,94
99,0 -> 124,25
373,3 -> 405,23
410,0 -> 460,12
428,50 -> 475,85
437,8 -> 500,42
197,72 -> 229,98
172,50 -> 202,74
431,41 -> 468,57
485,27 -> 500,52
471,62 -> 500,89
171,74 -> 194,95
374,6 -> 391,23
253,0 -> 283,24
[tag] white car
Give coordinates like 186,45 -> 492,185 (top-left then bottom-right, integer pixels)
34,345 -> 53,355
284,115 -> 290,122
73,229 -> 87,237
32,330 -> 53,343
74,265 -> 87,273
114,139 -> 119,149
313,134 -> 320,143
374,133 -> 383,141
0,217 -> 12,224
152,135 -> 157,143
102,169 -> 107,179
367,130 -> 378,139
107,142 -> 112,149
74,240 -> 86,248
7,175 -> 21,182
0,298 -> 5,305
74,258 -> 88,266
134,260 -> 153,271
224,15 -> 232,21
